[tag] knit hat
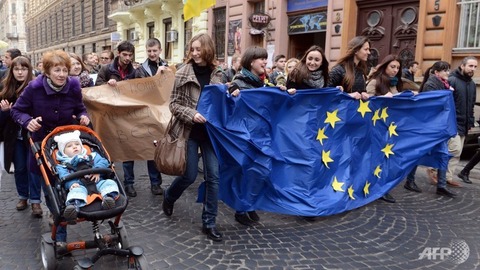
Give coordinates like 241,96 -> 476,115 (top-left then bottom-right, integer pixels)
54,130 -> 83,156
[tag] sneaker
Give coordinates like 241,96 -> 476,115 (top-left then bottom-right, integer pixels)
151,184 -> 163,195
16,199 -> 28,211
102,196 -> 116,209
31,203 -> 43,217
63,205 -> 78,223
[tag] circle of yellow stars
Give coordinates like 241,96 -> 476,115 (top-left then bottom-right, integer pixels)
316,99 -> 399,200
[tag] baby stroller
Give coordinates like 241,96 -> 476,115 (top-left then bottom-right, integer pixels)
29,125 -> 148,269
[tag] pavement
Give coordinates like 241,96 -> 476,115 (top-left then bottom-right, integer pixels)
0,159 -> 479,270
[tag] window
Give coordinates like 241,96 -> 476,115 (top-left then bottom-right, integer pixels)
92,0 -> 96,30
104,0 -> 110,27
127,28 -> 135,42
81,0 -> 85,33
254,1 -> 265,13
164,18 -> 173,60
92,42 -> 96,52
457,0 -> 480,49
61,9 -> 65,39
72,5 -> 75,36
213,8 -> 226,60
147,22 -> 155,39
184,19 -> 193,58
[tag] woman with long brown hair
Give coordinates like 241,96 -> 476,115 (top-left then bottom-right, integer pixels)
286,45 -> 329,91
366,54 -> 404,97
0,56 -> 43,216
162,33 -> 227,242
329,36 -> 371,99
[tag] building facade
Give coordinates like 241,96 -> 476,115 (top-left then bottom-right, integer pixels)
209,0 -> 479,88
25,0 -> 117,65
108,0 -> 208,65
0,0 -> 28,55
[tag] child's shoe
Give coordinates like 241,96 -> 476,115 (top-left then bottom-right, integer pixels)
102,196 -> 116,209
63,205 -> 77,223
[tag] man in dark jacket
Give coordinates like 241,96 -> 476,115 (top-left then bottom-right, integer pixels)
402,60 -> 418,82
135,38 -> 168,78
96,41 -> 162,197
449,57 -> 478,184
0,48 -> 22,83
130,38 -> 166,196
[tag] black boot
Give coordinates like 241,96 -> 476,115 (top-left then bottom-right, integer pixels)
457,170 -> 472,184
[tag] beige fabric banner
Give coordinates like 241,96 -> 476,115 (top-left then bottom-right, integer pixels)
82,70 -> 175,162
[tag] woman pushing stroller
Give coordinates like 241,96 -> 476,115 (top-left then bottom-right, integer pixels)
54,130 -> 119,222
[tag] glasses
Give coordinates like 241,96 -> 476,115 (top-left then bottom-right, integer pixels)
100,57 -> 110,60
13,67 -> 29,72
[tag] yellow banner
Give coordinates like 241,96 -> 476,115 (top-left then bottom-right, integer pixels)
184,0 -> 216,21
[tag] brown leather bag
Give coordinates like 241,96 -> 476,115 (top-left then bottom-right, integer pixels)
154,118 -> 187,176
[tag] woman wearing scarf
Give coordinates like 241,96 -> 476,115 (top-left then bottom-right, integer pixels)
366,54 -> 403,97
286,45 -> 329,92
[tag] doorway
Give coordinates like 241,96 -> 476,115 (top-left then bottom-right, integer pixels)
357,1 -> 419,69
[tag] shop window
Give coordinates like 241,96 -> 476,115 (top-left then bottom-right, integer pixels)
457,0 -> 480,49
213,7 -> 226,60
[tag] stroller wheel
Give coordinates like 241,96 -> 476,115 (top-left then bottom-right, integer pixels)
40,238 -> 56,270
117,221 -> 130,249
128,254 -> 149,269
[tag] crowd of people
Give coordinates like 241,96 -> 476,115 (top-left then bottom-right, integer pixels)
0,33 -> 478,244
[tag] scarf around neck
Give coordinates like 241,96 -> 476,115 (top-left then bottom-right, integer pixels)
47,77 -> 66,92
303,69 -> 325,88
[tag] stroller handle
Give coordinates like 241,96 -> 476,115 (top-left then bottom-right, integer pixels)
61,168 -> 113,182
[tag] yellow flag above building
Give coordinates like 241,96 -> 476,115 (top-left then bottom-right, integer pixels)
183,0 -> 216,21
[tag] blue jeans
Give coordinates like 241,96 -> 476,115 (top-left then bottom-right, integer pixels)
14,139 -> 42,203
164,138 -> 219,228
437,169 -> 447,189
122,160 -> 162,186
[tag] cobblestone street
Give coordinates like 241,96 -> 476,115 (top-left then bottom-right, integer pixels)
0,160 -> 479,269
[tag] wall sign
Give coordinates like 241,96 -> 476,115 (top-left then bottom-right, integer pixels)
287,0 -> 328,12
288,12 -> 327,35
249,12 -> 271,30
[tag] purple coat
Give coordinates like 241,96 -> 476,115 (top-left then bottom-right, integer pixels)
10,75 -> 89,173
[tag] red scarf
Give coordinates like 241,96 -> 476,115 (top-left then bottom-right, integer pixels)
435,75 -> 450,89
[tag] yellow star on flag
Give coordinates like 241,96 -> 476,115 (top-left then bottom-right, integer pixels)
381,143 -> 395,158
332,176 -> 345,192
316,127 -> 328,145
372,109 -> 381,126
324,109 -> 341,128
348,185 -> 355,200
374,165 -> 382,178
380,107 -> 389,122
388,122 -> 398,137
363,181 -> 371,197
322,150 -> 334,168
357,99 -> 372,118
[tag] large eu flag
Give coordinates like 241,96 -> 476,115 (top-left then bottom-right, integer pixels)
197,85 -> 457,216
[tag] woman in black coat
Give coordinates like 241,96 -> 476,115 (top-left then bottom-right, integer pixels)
0,56 -> 43,216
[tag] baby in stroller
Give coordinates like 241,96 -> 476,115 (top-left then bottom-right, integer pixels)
54,130 -> 119,222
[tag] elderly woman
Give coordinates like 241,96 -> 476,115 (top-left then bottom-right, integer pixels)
11,50 -> 91,246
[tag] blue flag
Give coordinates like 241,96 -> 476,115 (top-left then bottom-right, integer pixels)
197,85 -> 457,216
